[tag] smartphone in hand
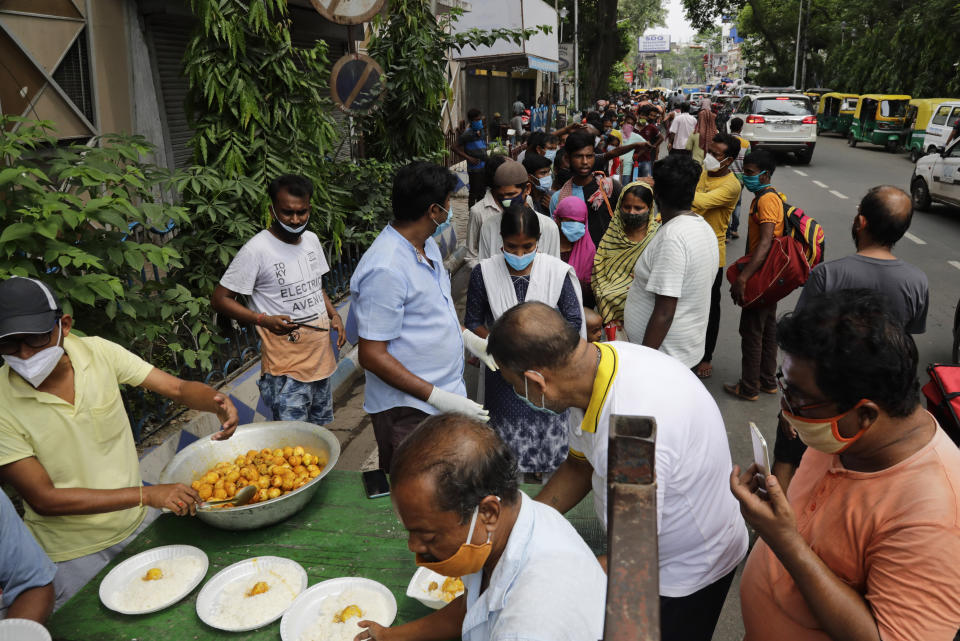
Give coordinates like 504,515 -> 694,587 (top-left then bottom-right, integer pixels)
749,421 -> 770,479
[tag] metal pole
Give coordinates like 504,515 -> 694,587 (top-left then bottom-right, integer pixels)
574,0 -> 579,113
604,415 -> 660,641
800,0 -> 812,90
792,0 -> 803,89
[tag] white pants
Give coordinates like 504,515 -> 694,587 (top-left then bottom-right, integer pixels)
53,507 -> 160,610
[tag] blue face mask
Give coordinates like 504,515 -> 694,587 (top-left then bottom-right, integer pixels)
560,220 -> 586,242
471,119 -> 484,131
536,175 -> 553,192
544,148 -> 558,162
431,204 -> 453,238
742,171 -> 768,193
515,373 -> 560,416
503,249 -> 536,271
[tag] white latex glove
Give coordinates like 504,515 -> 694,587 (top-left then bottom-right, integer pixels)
428,387 -> 490,423
462,329 -> 499,371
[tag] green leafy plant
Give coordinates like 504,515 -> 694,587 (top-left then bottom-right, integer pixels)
0,117 -> 219,370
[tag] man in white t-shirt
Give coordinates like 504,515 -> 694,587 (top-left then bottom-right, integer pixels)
213,174 -> 345,425
487,302 -> 747,641
623,154 -> 718,367
668,102 -> 697,155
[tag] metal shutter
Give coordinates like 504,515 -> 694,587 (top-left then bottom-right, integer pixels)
145,15 -> 194,169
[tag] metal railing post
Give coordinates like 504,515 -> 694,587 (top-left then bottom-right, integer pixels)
603,414 -> 660,641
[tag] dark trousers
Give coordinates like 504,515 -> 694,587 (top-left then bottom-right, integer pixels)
467,170 -> 486,208
739,302 -> 778,396
774,411 -> 809,466
701,268 -> 723,363
660,568 -> 736,641
370,406 -> 429,474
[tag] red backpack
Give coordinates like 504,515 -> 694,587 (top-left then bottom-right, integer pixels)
758,187 -> 826,268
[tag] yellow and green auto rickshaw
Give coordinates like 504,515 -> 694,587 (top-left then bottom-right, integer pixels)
848,94 -> 912,152
904,98 -> 956,162
817,92 -> 859,135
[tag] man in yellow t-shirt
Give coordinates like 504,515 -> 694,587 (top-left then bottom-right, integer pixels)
692,132 -> 743,379
0,277 -> 239,609
725,150 -> 785,401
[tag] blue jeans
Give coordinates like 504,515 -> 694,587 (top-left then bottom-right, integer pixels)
728,193 -> 742,234
257,373 -> 334,425
635,160 -> 653,177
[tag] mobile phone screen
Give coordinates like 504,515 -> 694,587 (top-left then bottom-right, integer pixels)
749,422 -> 770,474
362,469 -> 390,499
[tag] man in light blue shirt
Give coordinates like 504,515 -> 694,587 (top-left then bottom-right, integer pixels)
347,161 -> 495,473
356,414 -> 606,641
0,491 -> 56,623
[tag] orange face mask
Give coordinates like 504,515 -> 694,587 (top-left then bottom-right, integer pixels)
415,505 -> 493,577
782,399 -> 872,454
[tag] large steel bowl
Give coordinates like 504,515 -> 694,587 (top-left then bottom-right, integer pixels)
158,421 -> 340,530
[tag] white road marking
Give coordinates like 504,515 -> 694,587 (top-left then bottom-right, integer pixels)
904,232 -> 927,245
792,169 -> 808,176
812,180 -> 829,188
950,261 -> 960,271
829,190 -> 849,200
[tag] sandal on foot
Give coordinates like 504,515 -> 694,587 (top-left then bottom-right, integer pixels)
694,362 -> 713,378
723,382 -> 758,401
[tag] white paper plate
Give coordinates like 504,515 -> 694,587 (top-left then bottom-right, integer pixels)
98,544 -> 208,615
0,619 -> 51,641
405,567 -> 463,610
196,556 -> 307,632
280,577 -> 397,641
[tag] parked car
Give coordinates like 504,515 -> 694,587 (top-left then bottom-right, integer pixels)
911,138 -> 960,212
730,92 -> 818,164
921,101 -> 960,157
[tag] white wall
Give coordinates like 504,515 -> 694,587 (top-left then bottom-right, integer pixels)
453,0 -> 558,62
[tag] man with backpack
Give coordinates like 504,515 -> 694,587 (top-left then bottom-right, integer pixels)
772,185 -> 928,490
725,150 -> 784,402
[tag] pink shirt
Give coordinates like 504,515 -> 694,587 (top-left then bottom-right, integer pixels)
741,423 -> 960,641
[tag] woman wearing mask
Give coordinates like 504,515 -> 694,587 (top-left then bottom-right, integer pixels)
694,97 -> 718,165
592,182 -> 661,338
464,203 -> 584,476
555,196 -> 597,308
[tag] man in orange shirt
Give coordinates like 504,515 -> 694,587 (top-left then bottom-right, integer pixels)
725,150 -> 784,401
732,289 -> 960,641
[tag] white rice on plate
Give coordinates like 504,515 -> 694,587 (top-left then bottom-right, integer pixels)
298,588 -> 393,641
207,564 -> 303,629
111,557 -> 204,612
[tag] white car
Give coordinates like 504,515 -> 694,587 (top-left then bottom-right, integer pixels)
730,93 -> 818,164
912,138 -> 960,211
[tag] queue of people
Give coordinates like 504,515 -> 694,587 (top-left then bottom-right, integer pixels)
3,87 -> 959,641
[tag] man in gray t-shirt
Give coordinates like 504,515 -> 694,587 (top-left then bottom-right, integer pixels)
775,186 -> 929,487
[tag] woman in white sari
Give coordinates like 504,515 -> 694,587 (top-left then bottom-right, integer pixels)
464,203 -> 583,475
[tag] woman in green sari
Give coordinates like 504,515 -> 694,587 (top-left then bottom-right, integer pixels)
591,181 -> 660,336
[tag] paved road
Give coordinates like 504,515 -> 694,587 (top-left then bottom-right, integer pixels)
330,138 -> 960,640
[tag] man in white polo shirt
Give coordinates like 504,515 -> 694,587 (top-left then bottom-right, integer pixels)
356,413 -> 606,641
488,301 -> 747,641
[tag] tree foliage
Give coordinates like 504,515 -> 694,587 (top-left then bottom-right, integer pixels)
683,0 -> 960,94
557,0 -> 666,102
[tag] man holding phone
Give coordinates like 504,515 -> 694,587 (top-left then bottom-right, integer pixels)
213,174 -> 346,426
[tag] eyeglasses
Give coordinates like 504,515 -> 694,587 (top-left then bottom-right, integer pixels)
0,326 -> 57,355
776,370 -> 833,416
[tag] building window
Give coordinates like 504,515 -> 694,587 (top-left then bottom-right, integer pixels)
52,28 -> 94,125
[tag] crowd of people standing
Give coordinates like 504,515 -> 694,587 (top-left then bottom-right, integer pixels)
2,86 -> 959,641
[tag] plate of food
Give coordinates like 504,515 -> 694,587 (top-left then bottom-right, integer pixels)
280,577 -> 397,641
0,618 -> 51,641
98,544 -> 208,615
196,556 -> 307,631
405,567 -> 465,609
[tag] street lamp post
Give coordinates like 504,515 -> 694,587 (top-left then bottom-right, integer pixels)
792,0 -> 803,89
574,0 -> 579,113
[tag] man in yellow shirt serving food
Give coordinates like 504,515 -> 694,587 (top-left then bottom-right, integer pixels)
0,277 -> 239,609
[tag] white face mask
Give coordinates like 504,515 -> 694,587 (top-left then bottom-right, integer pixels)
272,207 -> 309,236
3,321 -> 64,387
704,153 -> 723,172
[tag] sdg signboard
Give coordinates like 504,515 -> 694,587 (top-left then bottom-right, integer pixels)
639,34 -> 671,53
